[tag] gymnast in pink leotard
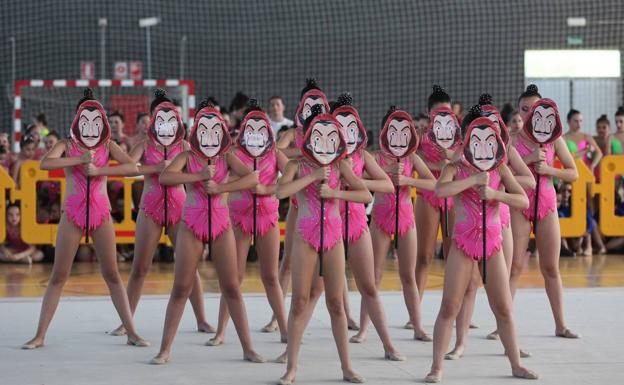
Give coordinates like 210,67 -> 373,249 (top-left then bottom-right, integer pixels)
23,88 -> 149,350
369,106 -> 437,341
109,89 -> 214,337
414,86 -> 461,314
327,93 -> 404,360
507,93 -> 581,340
276,105 -> 371,384
152,99 -> 265,365
209,99 -> 289,346
448,98 -> 536,358
426,116 -> 537,383
264,78 -> 344,333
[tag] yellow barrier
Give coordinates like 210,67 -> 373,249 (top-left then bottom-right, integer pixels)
0,158 -> 620,246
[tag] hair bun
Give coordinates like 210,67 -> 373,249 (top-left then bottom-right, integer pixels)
83,88 -> 94,98
247,98 -> 258,108
199,98 -> 215,110
469,104 -> 483,115
305,78 -> 317,88
388,105 -> 397,114
478,93 -> 493,106
432,85 -> 445,94
310,104 -> 324,117
336,92 -> 353,107
154,88 -> 167,99
527,84 -> 539,93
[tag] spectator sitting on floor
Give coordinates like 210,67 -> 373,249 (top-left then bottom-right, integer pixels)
0,203 -> 44,264
557,184 -> 575,256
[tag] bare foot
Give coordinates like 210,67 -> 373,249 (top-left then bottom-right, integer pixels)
197,321 -> 216,333
444,345 -> 464,360
273,351 -> 287,364
205,336 -> 224,346
347,319 -> 360,331
109,325 -> 126,336
512,366 -> 539,380
150,354 -> 170,365
278,371 -> 296,385
486,330 -> 499,340
384,349 -> 406,361
342,368 -> 365,383
349,333 -> 366,344
403,320 -> 413,329
582,247 -> 592,257
424,369 -> 442,383
414,330 -> 433,342
262,320 -> 279,333
244,350 -> 266,363
21,337 -> 44,350
556,327 -> 580,339
127,335 -> 150,347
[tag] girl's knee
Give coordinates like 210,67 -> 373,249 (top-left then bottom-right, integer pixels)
438,298 -> 462,320
325,296 -> 344,317
290,296 -> 309,317
539,262 -> 559,279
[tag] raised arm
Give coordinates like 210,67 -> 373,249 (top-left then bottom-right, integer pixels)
276,160 -> 322,199
507,145 -> 536,190
404,153 -> 437,191
482,163 -> 529,209
435,163 -> 486,198
359,151 -> 393,193
92,141 -> 139,177
40,140 -> 86,170
535,137 -> 578,183
277,128 -> 301,158
321,160 -> 372,203
159,152 -> 207,186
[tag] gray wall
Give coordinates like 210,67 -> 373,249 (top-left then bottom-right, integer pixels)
1,0 -> 623,140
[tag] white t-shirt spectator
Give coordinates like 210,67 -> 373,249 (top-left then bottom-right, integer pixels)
269,117 -> 294,136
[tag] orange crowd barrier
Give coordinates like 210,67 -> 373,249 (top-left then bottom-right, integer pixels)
0,158 -> 621,247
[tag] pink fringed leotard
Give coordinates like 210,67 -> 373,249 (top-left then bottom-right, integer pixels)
372,154 -> 415,236
417,136 -> 454,210
290,128 -> 305,210
295,160 -> 342,252
452,163 -> 503,261
140,142 -> 186,227
229,148 -> 279,236
182,152 -> 230,242
340,151 -> 368,243
64,140 -> 111,231
514,134 -> 557,221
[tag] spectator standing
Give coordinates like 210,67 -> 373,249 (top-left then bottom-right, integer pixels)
268,96 -> 293,135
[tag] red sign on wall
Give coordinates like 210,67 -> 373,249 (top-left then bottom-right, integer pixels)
80,61 -> 95,80
130,61 -> 143,80
114,62 -> 129,79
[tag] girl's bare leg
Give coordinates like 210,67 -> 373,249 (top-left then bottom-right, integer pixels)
279,233 -> 318,383
509,209 -> 531,299
152,224 -> 203,363
426,245 -> 474,382
446,268 -> 480,360
348,230 -> 403,360
209,224 -> 250,346
91,220 -> 147,345
537,212 -> 579,337
110,211 -> 161,336
264,205 -> 296,332
357,221 -> 391,339
343,277 -> 359,330
257,225 -> 288,341
397,226 -> 430,340
415,198 -> 441,299
168,223 -> 214,333
322,243 -> 363,382
483,252 -> 538,379
22,215 -> 82,348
